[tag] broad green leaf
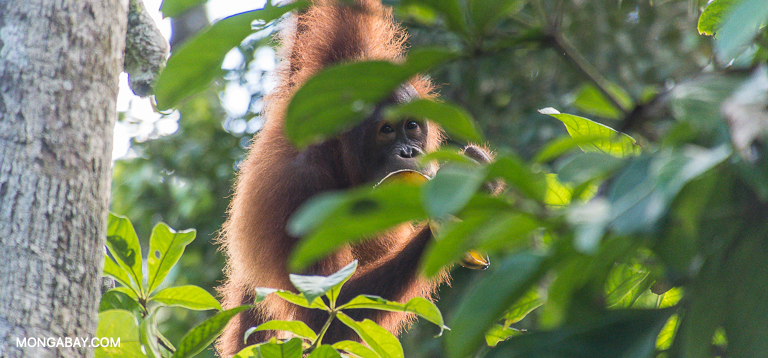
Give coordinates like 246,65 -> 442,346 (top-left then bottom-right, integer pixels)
245,320 -> 317,342
275,291 -> 330,311
151,285 -> 222,311
339,295 -> 446,334
173,306 -> 251,358
485,154 -> 547,201
288,182 -> 427,271
502,288 -> 543,326
539,108 -> 640,158
697,0 -> 740,36
446,253 -> 546,358
308,345 -> 342,358
421,214 -> 486,277
402,0 -> 469,38
544,173 -> 572,206
556,152 -> 625,185
422,166 -> 485,218
715,0 -> 768,60
155,1 -> 307,110
419,147 -> 476,165
535,134 -> 618,163
159,0 -> 207,18
287,193 -> 346,238
99,290 -> 144,317
485,308 -> 676,358
474,213 -> 541,253
112,286 -> 140,300
332,340 -> 379,358
284,48 -> 457,148
608,145 -> 731,235
469,0 -> 525,34
147,222 -> 196,293
103,253 -> 136,292
106,213 -> 144,294
567,199 -> 611,253
95,310 -> 143,358
289,260 -> 358,306
385,99 -> 483,143
604,264 -> 651,308
656,315 -> 679,350
256,338 -> 304,358
255,288 -> 278,304
337,313 -> 404,358
571,82 -> 633,120
485,324 -> 521,347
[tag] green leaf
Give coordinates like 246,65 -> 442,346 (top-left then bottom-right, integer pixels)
253,338 -> 304,358
289,260 -> 358,306
99,290 -> 144,317
422,165 -> 485,217
402,0 -> 469,38
502,288 -> 543,326
245,320 -> 318,342
608,145 -> 731,235
419,147 -> 477,166
155,1 -> 308,110
485,308 -> 676,358
255,287 -> 278,304
284,48 -> 457,148
469,0 -> 525,34
604,264 -> 651,309
103,253 -> 136,293
571,82 -> 634,120
147,222 -> 196,293
173,306 -> 251,358
307,345 -> 342,358
544,173 -> 573,206
339,295 -> 447,334
715,0 -> 768,59
106,213 -> 144,294
446,253 -> 546,358
274,291 -> 330,311
556,152 -> 625,185
337,312 -> 404,358
151,285 -> 222,311
697,0 -> 740,36
535,134 -> 619,163
288,182 -> 427,271
385,99 -> 483,143
159,0 -> 207,18
332,340 -> 379,358
95,310 -> 143,358
140,309 -> 162,358
422,215 -> 486,277
485,153 -> 547,201
485,324 -> 520,347
539,108 -> 640,158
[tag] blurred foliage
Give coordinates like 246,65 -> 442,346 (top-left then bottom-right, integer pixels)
116,0 -> 768,356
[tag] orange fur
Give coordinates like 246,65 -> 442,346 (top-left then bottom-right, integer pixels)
216,1 -> 448,356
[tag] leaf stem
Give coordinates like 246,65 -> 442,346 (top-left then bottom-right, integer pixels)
309,311 -> 336,351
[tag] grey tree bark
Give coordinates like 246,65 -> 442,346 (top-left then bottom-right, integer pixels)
0,1 -> 128,357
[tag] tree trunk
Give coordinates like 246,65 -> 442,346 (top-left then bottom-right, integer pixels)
0,1 -> 127,357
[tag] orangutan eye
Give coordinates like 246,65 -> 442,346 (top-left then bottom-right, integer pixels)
380,124 -> 395,134
406,121 -> 419,130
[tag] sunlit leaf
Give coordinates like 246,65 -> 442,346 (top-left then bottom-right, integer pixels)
308,345 -> 341,358
572,83 -> 634,120
245,320 -> 317,342
337,313 -> 404,358
697,0 -> 740,36
151,285 -> 222,311
99,290 -> 144,317
332,340 -> 379,358
159,0 -> 207,18
95,310 -> 143,358
539,108 -> 640,158
106,213 -> 144,294
147,222 -> 196,293
339,295 -> 447,334
485,324 -> 521,347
